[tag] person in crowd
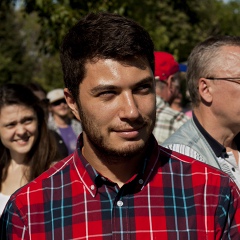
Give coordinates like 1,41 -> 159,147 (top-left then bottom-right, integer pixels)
153,51 -> 189,144
27,82 -> 69,158
163,35 -> 240,189
170,91 -> 183,112
47,88 -> 82,155
178,70 -> 193,118
0,83 -> 60,216
1,13 -> 240,240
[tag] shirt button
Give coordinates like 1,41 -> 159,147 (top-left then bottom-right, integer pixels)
138,179 -> 144,184
90,185 -> 95,190
101,177 -> 106,181
117,200 -> 123,207
232,168 -> 235,172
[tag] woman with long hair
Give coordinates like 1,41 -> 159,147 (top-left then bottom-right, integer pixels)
0,83 -> 60,215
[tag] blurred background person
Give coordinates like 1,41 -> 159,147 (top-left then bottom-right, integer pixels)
177,65 -> 193,118
27,82 -> 69,158
47,88 -> 82,155
153,51 -> 189,144
154,51 -> 181,106
170,70 -> 193,118
0,83 -> 60,215
26,82 -> 50,121
170,92 -> 183,112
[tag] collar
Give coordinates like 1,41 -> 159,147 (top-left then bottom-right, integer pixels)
192,112 -> 227,158
74,134 -> 159,196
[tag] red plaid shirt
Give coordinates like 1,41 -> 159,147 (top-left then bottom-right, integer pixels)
1,135 -> 240,239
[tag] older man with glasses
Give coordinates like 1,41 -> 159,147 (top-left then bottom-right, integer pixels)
163,35 -> 240,188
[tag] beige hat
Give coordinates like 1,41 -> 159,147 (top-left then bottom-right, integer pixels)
47,88 -> 65,104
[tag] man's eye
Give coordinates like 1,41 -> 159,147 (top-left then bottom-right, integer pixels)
98,91 -> 116,97
135,84 -> 152,93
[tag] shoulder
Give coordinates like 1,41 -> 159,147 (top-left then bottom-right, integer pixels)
0,154 -> 76,232
162,119 -> 201,156
156,105 -> 189,122
70,119 -> 82,131
156,96 -> 166,108
71,118 -> 81,126
9,154 -> 74,206
47,116 -> 58,130
162,143 -> 205,162
157,145 -> 234,187
163,118 -> 196,143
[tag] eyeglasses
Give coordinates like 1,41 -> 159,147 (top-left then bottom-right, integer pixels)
51,98 -> 67,106
206,77 -> 240,85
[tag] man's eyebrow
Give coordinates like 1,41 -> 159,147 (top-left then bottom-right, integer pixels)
90,76 -> 154,95
134,77 -> 154,87
90,85 -> 117,95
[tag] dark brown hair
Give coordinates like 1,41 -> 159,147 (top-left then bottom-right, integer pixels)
60,12 -> 155,101
0,83 -> 59,189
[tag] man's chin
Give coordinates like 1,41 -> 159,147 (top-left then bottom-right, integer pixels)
100,141 -> 146,160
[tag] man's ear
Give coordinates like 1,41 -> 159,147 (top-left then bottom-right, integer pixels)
64,88 -> 81,121
198,78 -> 213,104
166,75 -> 174,92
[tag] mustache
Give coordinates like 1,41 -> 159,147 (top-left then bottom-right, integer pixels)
111,118 -> 149,131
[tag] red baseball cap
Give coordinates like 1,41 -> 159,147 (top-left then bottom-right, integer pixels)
154,51 -> 180,81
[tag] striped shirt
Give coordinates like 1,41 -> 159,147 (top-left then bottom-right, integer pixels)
163,113 -> 240,188
1,135 -> 240,239
153,96 -> 189,144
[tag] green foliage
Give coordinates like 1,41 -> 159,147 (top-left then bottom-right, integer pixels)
3,0 -> 240,89
16,0 -> 240,59
33,53 -> 64,91
0,1 -> 35,85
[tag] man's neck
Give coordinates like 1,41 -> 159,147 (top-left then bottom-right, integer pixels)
194,108 -> 236,149
53,114 -> 70,128
82,145 -> 144,188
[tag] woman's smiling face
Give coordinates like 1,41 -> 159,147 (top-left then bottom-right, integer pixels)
0,104 -> 39,161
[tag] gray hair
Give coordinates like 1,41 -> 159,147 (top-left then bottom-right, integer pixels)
155,72 -> 180,90
187,35 -> 240,107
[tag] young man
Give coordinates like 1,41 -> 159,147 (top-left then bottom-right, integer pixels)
1,13 -> 240,239
163,36 -> 240,189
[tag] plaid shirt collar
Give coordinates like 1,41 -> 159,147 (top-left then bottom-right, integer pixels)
73,134 -> 159,197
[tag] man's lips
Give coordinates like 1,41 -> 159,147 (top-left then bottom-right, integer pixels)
113,123 -> 145,132
113,126 -> 144,138
115,128 -> 140,132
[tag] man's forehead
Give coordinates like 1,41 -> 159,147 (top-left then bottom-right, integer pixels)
86,57 -> 151,70
219,45 -> 240,60
204,46 -> 240,76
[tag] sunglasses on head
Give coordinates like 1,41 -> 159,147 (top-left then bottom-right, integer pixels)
51,98 -> 66,106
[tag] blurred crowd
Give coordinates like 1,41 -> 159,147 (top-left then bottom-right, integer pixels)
0,84 -> 82,215
0,11 -> 240,239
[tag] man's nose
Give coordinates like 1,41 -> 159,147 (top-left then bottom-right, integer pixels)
118,92 -> 140,120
